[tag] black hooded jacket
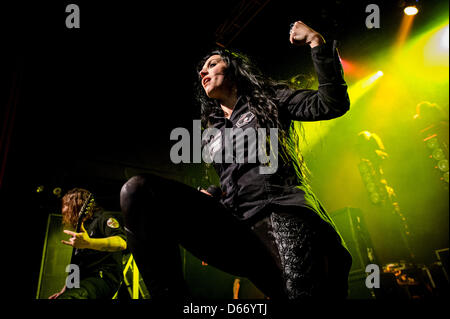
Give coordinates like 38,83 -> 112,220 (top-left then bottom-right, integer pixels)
203,40 -> 350,233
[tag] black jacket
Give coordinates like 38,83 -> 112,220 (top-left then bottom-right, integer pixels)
203,41 -> 350,231
74,211 -> 127,285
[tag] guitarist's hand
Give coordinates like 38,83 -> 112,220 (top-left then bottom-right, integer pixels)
62,222 -> 91,249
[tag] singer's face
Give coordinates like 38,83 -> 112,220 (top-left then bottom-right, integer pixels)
199,55 -> 231,100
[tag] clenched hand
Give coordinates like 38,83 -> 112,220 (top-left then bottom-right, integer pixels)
289,21 -> 325,48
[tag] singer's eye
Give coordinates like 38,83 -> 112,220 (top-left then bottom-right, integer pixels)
208,62 -> 217,69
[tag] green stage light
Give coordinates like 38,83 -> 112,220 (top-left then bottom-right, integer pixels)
359,163 -> 369,174
432,148 -> 446,161
389,19 -> 449,84
362,172 -> 373,183
444,172 -> 449,183
438,159 -> 449,172
370,192 -> 381,204
367,182 -> 377,193
426,137 -> 439,149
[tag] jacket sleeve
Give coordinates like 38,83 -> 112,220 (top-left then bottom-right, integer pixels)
277,40 -> 350,122
101,212 -> 127,241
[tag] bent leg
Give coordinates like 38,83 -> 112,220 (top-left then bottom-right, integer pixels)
120,174 -> 284,299
58,277 -> 115,299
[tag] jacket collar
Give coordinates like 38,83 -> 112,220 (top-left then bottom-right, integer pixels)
208,96 -> 249,128
229,96 -> 248,123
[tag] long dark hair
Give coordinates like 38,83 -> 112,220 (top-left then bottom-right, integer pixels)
195,48 -> 310,184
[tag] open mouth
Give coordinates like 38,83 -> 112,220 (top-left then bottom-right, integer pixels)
203,77 -> 211,87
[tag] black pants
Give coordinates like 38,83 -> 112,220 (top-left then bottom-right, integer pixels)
58,276 -> 118,299
120,174 -> 351,300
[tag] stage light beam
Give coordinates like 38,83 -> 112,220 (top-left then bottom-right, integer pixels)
442,25 -> 449,49
393,13 -> 416,54
298,70 -> 384,155
361,70 -> 384,89
423,23 -> 449,67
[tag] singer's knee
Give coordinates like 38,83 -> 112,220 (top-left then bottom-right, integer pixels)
120,175 -> 155,219
121,174 -> 144,200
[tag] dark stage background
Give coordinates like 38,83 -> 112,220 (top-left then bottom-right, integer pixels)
1,0 -> 448,300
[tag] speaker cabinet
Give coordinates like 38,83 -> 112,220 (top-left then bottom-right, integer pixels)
331,207 -> 377,299
36,214 -> 73,299
181,248 -> 265,299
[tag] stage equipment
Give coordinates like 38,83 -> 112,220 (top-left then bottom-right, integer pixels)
414,101 -> 449,188
36,214 -> 73,299
400,0 -> 420,16
356,131 -> 415,261
331,207 -> 377,299
113,254 -> 150,299
427,248 -> 450,297
435,248 -> 449,281
181,247 -> 265,299
404,6 -> 418,16
53,187 -> 62,198
380,262 -> 435,299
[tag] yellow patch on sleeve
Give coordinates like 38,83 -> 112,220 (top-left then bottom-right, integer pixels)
106,217 -> 120,229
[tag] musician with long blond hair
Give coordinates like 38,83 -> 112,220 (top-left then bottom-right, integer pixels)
49,188 -> 127,299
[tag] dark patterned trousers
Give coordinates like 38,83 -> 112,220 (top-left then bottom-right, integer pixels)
251,211 -> 351,299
